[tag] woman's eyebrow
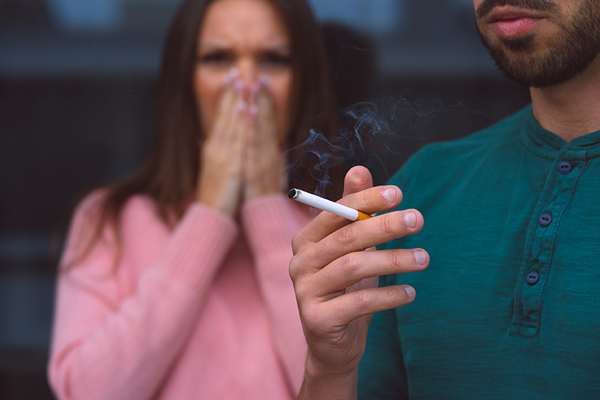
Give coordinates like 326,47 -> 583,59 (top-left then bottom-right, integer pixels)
197,42 -> 229,51
198,42 -> 291,50
262,44 -> 291,52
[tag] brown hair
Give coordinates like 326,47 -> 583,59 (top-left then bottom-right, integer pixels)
72,0 -> 341,267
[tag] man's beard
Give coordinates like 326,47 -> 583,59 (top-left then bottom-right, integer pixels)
476,0 -> 600,88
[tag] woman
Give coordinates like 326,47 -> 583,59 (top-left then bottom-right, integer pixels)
47,0 -> 340,398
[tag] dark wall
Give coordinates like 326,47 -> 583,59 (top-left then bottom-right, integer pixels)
0,77 -> 156,399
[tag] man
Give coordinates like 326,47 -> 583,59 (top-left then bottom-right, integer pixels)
290,0 -> 600,398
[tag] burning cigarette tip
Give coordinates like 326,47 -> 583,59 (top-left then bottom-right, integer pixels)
288,189 -> 300,200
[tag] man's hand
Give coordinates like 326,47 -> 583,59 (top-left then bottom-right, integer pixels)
290,166 -> 428,399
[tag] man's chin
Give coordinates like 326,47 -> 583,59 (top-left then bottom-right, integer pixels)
476,0 -> 600,89
498,34 -> 537,52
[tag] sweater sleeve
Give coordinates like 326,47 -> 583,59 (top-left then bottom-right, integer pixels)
48,195 -> 238,400
240,194 -> 309,396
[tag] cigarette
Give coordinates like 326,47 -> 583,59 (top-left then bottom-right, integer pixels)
288,188 -> 372,221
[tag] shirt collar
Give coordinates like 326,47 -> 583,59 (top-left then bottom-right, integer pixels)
522,104 -> 600,160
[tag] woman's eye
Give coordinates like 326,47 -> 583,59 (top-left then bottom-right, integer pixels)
262,53 -> 291,68
198,52 -> 231,65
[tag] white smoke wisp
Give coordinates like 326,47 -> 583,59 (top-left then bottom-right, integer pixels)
285,95 -> 452,198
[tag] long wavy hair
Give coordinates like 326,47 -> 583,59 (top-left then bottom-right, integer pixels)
70,0 -> 341,268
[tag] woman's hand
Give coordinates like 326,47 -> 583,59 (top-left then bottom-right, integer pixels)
196,74 -> 250,217
196,73 -> 287,217
244,78 -> 286,202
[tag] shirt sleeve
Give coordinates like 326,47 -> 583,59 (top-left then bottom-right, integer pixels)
358,274 -> 409,400
240,194 -> 309,395
48,195 -> 238,400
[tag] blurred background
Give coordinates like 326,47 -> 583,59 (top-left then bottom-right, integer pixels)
0,0 -> 530,398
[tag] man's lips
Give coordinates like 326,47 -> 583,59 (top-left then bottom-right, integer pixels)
486,6 -> 548,38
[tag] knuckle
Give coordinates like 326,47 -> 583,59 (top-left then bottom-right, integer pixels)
387,250 -> 401,269
288,257 -> 299,281
291,233 -> 301,254
385,286 -> 403,306
352,290 -> 371,313
303,319 -> 322,336
291,230 -> 307,254
338,253 -> 359,278
379,213 -> 397,236
335,225 -> 356,246
359,186 -> 381,210
302,305 -> 326,333
288,248 -> 317,282
289,248 -> 318,282
294,281 -> 310,303
359,189 -> 371,207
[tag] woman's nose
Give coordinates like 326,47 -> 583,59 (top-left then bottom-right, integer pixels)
236,60 -> 258,99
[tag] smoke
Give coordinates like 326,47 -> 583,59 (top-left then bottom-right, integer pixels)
286,93 -> 453,197
290,128 -> 347,197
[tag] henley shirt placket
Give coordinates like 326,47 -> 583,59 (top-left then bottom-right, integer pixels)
510,147 -> 587,338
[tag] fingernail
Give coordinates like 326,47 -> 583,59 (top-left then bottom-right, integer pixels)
404,211 -> 416,228
383,188 -> 396,203
414,250 -> 427,265
223,68 -> 239,84
249,104 -> 259,118
251,82 -> 261,98
404,286 -> 415,299
238,100 -> 248,112
234,78 -> 243,94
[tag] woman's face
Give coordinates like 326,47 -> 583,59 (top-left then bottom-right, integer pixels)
194,0 -> 293,142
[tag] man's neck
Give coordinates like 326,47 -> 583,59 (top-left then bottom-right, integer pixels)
530,56 -> 600,142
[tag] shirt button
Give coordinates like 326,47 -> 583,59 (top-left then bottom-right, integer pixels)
526,271 -> 540,285
558,161 -> 572,174
539,213 -> 552,226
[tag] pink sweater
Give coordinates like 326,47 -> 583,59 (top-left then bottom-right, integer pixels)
48,193 -> 311,400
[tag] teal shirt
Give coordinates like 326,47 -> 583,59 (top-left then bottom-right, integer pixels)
358,106 -> 600,399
